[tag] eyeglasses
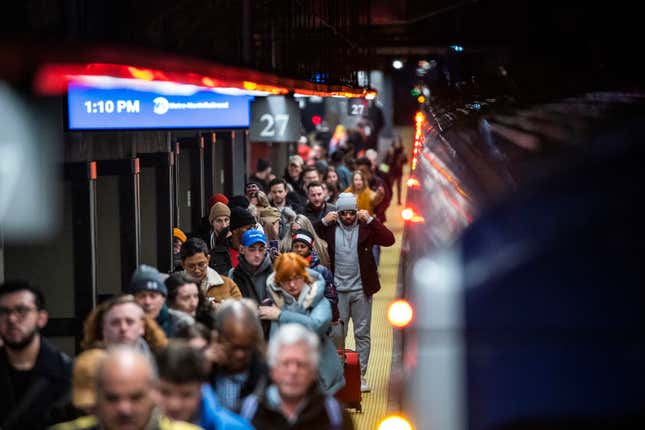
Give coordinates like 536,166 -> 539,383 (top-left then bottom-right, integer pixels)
185,262 -> 208,271
0,305 -> 38,320
339,210 -> 357,216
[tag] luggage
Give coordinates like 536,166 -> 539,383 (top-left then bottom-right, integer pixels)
334,349 -> 362,412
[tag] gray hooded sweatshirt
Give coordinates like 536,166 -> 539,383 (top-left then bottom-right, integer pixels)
333,218 -> 362,293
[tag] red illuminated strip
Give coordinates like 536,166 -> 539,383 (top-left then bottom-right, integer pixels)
32,62 -> 371,98
411,111 -> 426,171
33,63 -> 291,96
2,41 -> 372,97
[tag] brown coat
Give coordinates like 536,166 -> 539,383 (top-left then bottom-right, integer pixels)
316,217 -> 395,296
180,267 -> 243,304
205,274 -> 243,303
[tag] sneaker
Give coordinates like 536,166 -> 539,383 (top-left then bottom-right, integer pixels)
360,378 -> 371,393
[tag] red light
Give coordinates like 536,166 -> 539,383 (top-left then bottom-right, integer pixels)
401,207 -> 425,223
311,115 -> 322,125
407,177 -> 420,189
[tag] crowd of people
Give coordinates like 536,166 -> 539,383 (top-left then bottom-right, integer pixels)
1,139 -> 405,429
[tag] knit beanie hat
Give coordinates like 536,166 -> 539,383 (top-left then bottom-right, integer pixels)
129,264 -> 167,296
209,202 -> 231,224
336,192 -> 357,212
245,180 -> 263,192
229,195 -> 250,209
229,206 -> 256,232
173,227 -> 187,243
208,193 -> 229,209
292,229 -> 314,250
288,154 -> 304,167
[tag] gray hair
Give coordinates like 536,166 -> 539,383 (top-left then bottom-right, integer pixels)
267,323 -> 320,369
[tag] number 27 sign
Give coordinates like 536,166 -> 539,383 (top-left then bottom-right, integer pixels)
250,97 -> 302,142
348,98 -> 369,116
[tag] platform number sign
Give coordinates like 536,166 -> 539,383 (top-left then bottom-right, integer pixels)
250,97 -> 301,142
259,114 -> 290,138
348,98 -> 369,116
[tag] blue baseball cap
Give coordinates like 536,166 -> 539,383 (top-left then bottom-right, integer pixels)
241,229 -> 268,247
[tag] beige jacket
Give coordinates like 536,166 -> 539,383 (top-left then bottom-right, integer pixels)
202,267 -> 243,303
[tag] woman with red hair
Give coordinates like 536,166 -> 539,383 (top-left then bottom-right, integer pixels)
257,253 -> 345,394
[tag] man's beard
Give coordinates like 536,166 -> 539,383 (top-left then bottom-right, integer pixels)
341,217 -> 357,227
3,327 -> 39,350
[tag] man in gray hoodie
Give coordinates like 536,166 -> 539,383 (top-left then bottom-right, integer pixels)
316,193 -> 395,392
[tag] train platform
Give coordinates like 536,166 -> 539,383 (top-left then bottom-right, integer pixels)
345,168 -> 408,429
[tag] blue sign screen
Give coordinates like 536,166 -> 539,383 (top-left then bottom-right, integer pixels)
67,83 -> 253,130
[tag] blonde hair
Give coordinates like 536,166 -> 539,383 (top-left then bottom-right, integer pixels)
255,191 -> 270,208
261,218 -> 279,241
274,253 -> 313,285
350,170 -> 368,193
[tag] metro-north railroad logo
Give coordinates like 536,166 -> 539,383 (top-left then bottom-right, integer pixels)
153,97 -> 169,115
153,96 -> 232,115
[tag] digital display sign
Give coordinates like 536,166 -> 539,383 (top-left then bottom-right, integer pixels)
67,82 -> 254,130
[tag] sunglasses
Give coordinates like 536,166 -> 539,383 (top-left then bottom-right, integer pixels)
339,210 -> 357,216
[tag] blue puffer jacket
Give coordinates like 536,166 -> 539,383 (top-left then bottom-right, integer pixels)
266,269 -> 345,394
199,385 -> 255,430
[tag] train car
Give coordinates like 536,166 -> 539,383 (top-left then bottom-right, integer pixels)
389,92 -> 645,430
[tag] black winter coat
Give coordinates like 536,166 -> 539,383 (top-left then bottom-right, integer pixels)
303,202 -> 337,227
0,338 -> 72,430
208,230 -> 234,276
